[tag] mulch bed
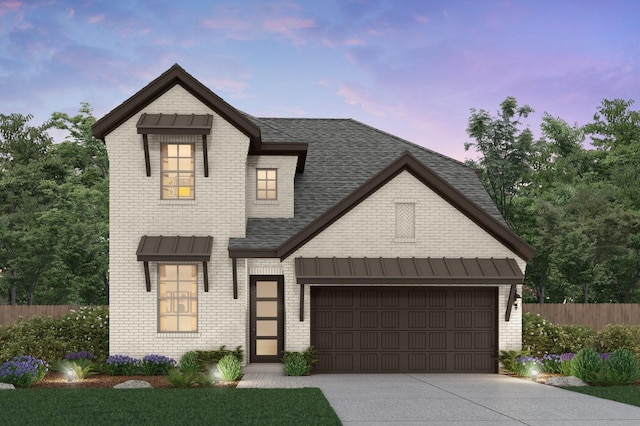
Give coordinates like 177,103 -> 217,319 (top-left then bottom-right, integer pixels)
31,372 -> 239,389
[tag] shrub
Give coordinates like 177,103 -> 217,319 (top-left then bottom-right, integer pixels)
596,324 -> 640,360
52,352 -> 99,380
522,313 -> 561,357
282,347 -> 318,375
165,368 -> 195,388
541,354 -> 562,374
591,349 -> 640,386
216,354 -> 242,381
0,356 -> 49,388
556,324 -> 596,353
195,372 -> 215,388
195,346 -> 243,370
283,352 -> 309,376
559,353 -> 574,376
498,350 -> 524,372
105,355 -> 140,376
179,351 -> 200,375
570,348 -> 602,382
512,355 -> 542,377
140,354 -> 176,376
0,306 -> 109,364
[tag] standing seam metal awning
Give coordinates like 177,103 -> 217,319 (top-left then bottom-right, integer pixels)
136,236 -> 213,292
136,113 -> 213,177
294,257 -> 524,322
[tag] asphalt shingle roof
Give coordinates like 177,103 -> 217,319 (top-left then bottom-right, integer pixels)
229,116 -> 505,251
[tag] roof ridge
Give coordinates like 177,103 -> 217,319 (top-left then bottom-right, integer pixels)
242,113 -> 300,141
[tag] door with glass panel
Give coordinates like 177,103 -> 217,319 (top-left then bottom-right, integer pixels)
250,276 -> 284,362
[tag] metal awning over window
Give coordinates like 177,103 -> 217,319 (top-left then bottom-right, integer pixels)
136,113 -> 213,177
136,113 -> 213,135
294,257 -> 524,323
136,235 -> 213,292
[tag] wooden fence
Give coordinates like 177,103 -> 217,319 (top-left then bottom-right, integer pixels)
524,304 -> 640,331
0,305 -> 90,326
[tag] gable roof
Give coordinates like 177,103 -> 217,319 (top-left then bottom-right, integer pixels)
230,118 -> 534,261
92,64 -> 261,146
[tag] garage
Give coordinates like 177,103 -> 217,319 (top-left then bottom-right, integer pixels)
310,286 -> 498,373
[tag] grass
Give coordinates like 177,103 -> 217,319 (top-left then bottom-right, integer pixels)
564,385 -> 640,407
0,388 -> 342,426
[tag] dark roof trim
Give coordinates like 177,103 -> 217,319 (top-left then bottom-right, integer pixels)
294,257 -> 524,285
137,235 -> 213,261
136,113 -> 213,135
92,64 -> 261,147
277,151 -> 534,261
228,248 -> 278,259
248,142 -> 308,173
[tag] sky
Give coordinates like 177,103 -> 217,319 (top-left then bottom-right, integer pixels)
1,0 -> 639,162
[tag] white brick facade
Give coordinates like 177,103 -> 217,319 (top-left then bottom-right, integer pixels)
105,75 -> 525,366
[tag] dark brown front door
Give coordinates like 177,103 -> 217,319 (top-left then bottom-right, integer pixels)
250,276 -> 284,363
311,286 -> 497,373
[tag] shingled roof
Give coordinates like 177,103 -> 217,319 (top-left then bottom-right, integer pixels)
230,115 -> 534,261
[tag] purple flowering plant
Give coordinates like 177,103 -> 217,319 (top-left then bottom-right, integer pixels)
105,355 -> 141,376
0,355 -> 49,388
140,354 -> 177,376
541,353 -> 562,374
513,355 -> 542,377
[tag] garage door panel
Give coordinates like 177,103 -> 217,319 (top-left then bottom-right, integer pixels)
311,287 -> 497,373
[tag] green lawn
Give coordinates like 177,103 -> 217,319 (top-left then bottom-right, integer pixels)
0,388 -> 342,426
564,385 -> 640,407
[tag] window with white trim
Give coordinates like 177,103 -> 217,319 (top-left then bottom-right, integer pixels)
158,264 -> 198,332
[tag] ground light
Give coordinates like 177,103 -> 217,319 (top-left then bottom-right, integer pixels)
530,368 -> 538,383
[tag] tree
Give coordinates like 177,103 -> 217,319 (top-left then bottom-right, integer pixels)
465,97 -> 534,230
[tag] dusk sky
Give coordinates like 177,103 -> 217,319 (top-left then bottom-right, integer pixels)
1,0 -> 639,161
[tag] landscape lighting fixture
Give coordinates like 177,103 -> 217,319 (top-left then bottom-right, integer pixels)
531,369 -> 538,383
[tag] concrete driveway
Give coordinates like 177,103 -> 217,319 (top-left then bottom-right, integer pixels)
239,370 -> 640,425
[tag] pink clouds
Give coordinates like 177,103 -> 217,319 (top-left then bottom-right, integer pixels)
0,1 -> 21,16
87,14 -> 104,24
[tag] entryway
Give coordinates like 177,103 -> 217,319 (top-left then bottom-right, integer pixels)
249,276 -> 284,363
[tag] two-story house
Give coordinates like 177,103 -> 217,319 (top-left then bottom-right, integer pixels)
92,64 -> 533,373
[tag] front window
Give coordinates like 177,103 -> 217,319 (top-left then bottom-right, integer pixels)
161,144 -> 194,199
158,264 -> 197,332
256,168 -> 277,200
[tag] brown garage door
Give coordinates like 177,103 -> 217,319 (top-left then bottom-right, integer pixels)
311,287 -> 497,373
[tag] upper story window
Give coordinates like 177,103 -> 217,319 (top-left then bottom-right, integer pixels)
256,168 -> 277,200
161,144 -> 194,200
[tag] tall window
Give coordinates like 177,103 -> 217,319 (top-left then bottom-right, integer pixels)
256,168 -> 277,200
161,144 -> 194,199
158,264 -> 197,332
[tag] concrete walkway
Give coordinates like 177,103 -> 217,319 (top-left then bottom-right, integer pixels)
239,367 -> 640,425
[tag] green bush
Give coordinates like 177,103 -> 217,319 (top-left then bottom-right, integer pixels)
591,349 -> 640,386
556,324 -> 596,353
165,368 -> 195,388
195,346 -> 243,371
282,347 -> 318,374
216,354 -> 242,382
283,352 -> 309,376
571,348 -> 602,382
498,350 -> 525,372
596,324 -> 640,360
522,312 -> 562,357
179,351 -> 200,375
0,306 -> 109,364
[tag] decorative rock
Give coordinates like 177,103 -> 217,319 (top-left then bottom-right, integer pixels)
546,376 -> 588,387
113,380 -> 153,389
0,383 -> 16,390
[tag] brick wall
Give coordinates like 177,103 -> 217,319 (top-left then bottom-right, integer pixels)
107,85 -> 250,361
246,155 -> 296,218
277,171 -> 524,352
